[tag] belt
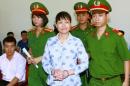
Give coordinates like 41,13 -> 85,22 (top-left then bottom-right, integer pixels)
92,75 -> 120,81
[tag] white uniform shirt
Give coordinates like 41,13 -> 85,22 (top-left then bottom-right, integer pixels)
42,33 -> 89,86
0,51 -> 26,82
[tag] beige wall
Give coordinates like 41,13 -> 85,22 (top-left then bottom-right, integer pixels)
0,0 -> 130,47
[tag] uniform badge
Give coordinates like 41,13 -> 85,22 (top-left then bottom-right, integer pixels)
94,0 -> 101,6
113,29 -> 124,36
80,4 -> 83,9
105,32 -> 109,37
34,4 -> 39,9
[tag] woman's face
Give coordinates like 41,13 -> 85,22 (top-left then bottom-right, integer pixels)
32,15 -> 43,27
56,18 -> 71,34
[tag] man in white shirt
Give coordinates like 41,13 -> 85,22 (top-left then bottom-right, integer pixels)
0,36 -> 26,86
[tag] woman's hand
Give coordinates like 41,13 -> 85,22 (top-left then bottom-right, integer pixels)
52,69 -> 64,81
52,69 -> 74,81
62,70 -> 69,79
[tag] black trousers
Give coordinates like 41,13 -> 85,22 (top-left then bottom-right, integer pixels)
0,80 -> 9,86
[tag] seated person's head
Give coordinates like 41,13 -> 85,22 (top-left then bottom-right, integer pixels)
3,36 -> 16,57
21,30 -> 28,41
7,32 -> 14,37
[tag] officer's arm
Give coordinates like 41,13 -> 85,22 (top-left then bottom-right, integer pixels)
123,61 -> 130,85
116,36 -> 130,85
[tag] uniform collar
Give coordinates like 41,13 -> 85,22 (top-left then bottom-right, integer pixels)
92,25 -> 112,37
77,22 -> 91,31
31,27 -> 46,35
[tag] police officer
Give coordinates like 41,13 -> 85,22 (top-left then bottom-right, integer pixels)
28,2 -> 55,86
87,0 -> 130,86
71,2 -> 93,48
71,2 -> 93,86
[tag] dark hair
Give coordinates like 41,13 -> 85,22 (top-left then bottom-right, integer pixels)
31,14 -> 48,27
21,30 -> 27,35
87,12 -> 92,23
7,32 -> 14,36
3,36 -> 16,45
53,24 -> 58,34
55,11 -> 71,23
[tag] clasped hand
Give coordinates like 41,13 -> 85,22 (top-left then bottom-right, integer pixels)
52,69 -> 69,81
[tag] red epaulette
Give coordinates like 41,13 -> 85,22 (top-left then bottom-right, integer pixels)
27,28 -> 35,33
44,28 -> 53,32
112,28 -> 119,33
70,25 -> 78,31
112,28 -> 124,36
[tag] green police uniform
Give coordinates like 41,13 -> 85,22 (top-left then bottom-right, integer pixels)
71,2 -> 93,86
71,23 -> 93,50
28,2 -> 55,86
28,28 -> 55,86
86,25 -> 130,86
87,0 -> 130,86
72,2 -> 93,49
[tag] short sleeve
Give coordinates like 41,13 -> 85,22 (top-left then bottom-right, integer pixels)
116,36 -> 130,61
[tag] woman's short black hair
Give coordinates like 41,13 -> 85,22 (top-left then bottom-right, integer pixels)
3,36 -> 16,45
31,14 -> 48,27
55,11 -> 71,23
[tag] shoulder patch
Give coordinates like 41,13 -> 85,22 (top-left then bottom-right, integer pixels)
27,28 -> 35,33
112,28 -> 124,36
44,28 -> 53,32
71,25 -> 78,31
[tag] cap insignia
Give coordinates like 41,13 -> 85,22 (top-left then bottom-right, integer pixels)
94,0 -> 101,6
